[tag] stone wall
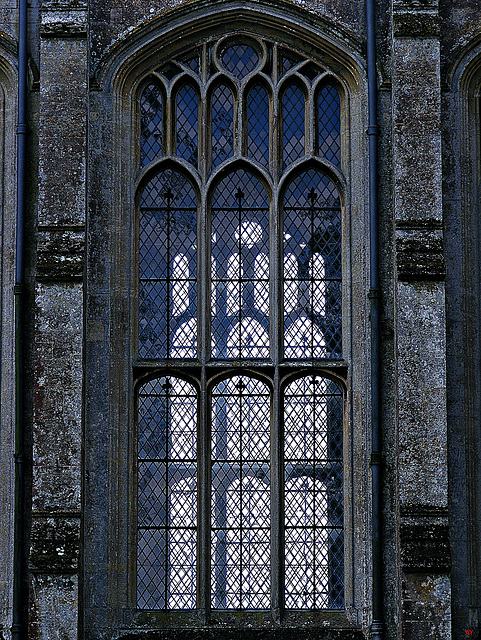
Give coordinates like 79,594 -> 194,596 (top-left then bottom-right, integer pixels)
0,0 -> 479,638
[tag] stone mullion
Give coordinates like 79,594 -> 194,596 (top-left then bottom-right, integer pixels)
30,7 -> 87,640
392,1 -> 451,638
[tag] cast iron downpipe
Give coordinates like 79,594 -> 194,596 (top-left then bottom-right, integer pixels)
366,0 -> 383,638
12,0 -> 28,634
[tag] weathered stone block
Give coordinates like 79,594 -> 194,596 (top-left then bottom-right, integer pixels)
393,134 -> 442,221
396,282 -> 448,509
393,11 -> 440,38
400,521 -> 450,572
396,229 -> 445,280
40,9 -> 88,39
37,229 -> 85,280
38,38 -> 86,226
393,0 -> 438,7
401,574 -> 451,640
29,575 -> 78,640
33,284 -> 83,512
30,516 -> 80,574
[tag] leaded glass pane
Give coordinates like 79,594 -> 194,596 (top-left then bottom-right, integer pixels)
247,84 -> 269,165
280,49 -> 302,75
137,376 -> 197,610
282,84 -> 305,168
221,44 -> 259,77
176,84 -> 199,167
284,376 -> 344,609
140,82 -> 163,166
318,84 -> 341,167
211,170 -> 269,359
211,376 -> 270,609
283,169 -> 342,359
211,84 -> 234,167
139,170 -> 197,359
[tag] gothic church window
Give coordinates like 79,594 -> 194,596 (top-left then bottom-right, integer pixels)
136,36 -> 345,616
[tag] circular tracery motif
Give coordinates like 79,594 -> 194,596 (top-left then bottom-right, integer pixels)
220,44 -> 260,76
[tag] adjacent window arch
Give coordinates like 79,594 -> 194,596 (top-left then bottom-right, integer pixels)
135,32 -> 348,621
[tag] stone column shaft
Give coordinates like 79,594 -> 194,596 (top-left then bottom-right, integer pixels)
392,1 -> 451,638
30,7 -> 87,639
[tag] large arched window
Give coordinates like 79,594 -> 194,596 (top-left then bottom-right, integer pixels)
135,35 -> 345,619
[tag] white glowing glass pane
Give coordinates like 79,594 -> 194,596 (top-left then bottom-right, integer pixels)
227,318 -> 269,359
254,253 -> 269,314
284,478 -> 329,608
310,253 -> 325,279
284,253 -> 298,313
222,477 -> 270,609
284,317 -> 326,358
170,478 -> 197,524
170,317 -> 197,359
170,377 -> 197,458
284,402 -> 328,460
227,253 -> 242,316
309,253 -> 325,315
234,221 -> 263,248
172,254 -> 189,316
167,526 -> 196,609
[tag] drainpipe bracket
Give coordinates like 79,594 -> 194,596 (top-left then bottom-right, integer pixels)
366,125 -> 380,136
370,620 -> 384,640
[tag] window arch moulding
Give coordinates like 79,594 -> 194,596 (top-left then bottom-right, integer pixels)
445,40 -> 481,638
83,6 -> 371,639
0,45 -> 20,637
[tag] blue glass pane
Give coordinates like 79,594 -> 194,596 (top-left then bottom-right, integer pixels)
247,84 -> 269,165
282,84 -> 305,168
140,83 -> 163,165
318,84 -> 341,167
221,45 -> 259,77
212,84 -> 234,167
176,84 -> 199,167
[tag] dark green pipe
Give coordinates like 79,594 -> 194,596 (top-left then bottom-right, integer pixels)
366,0 -> 384,636
12,0 -> 28,634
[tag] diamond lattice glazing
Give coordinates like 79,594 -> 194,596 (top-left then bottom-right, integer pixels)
211,170 -> 269,359
212,84 -> 234,167
176,84 -> 198,167
139,170 -> 197,360
282,84 -> 305,168
135,37 -> 347,617
318,84 -> 341,167
284,376 -> 344,609
283,169 -> 342,360
211,376 -> 270,609
221,44 -> 259,77
247,84 -> 269,165
137,377 -> 197,610
140,83 -> 163,166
